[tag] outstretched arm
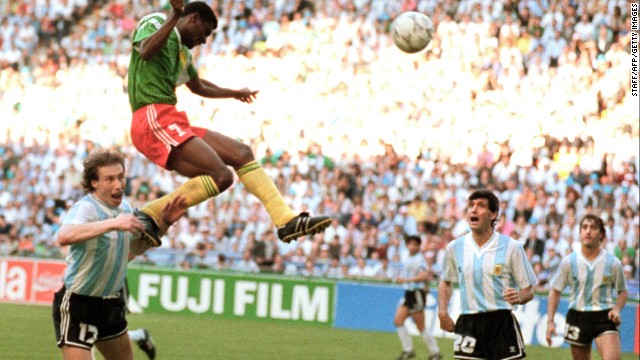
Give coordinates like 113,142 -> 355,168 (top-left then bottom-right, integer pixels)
58,214 -> 145,246
130,196 -> 187,255
186,77 -> 258,103
138,0 -> 184,60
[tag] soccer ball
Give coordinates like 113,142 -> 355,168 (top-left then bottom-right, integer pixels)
391,12 -> 434,54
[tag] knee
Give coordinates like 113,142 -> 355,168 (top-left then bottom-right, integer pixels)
235,142 -> 255,163
601,350 -> 620,360
212,168 -> 234,191
393,317 -> 403,327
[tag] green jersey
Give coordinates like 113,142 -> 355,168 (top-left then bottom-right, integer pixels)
128,13 -> 199,112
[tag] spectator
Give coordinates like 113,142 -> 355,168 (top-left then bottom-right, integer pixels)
524,226 -> 546,259
300,257 -> 323,277
614,238 -> 636,266
233,250 -> 260,273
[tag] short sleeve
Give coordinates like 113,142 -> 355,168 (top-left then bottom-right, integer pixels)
549,257 -> 571,292
187,63 -> 198,80
132,14 -> 166,45
611,258 -> 628,293
441,243 -> 458,283
510,243 -> 538,288
62,201 -> 97,226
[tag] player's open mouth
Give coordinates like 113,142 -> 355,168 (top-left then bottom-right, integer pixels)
469,216 -> 479,223
112,193 -> 123,200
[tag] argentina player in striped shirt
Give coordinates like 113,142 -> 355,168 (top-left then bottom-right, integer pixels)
394,235 -> 442,360
546,214 -> 628,360
438,189 -> 537,360
52,149 -> 186,359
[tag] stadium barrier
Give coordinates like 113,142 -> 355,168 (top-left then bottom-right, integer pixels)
126,266 -> 334,326
333,282 -> 638,353
1,257 -> 638,353
0,257 -> 65,304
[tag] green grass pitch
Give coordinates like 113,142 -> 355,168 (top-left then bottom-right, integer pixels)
1,303 -> 636,359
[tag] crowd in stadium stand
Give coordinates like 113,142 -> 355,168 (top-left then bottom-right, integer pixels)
0,0 -> 638,295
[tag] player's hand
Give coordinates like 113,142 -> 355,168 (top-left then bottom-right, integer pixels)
161,195 -> 188,225
503,287 -> 521,305
608,308 -> 622,325
545,321 -> 556,346
170,0 -> 184,15
438,311 -> 455,332
234,88 -> 258,103
113,213 -> 145,234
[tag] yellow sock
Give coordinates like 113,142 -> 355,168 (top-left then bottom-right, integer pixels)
141,175 -> 219,223
236,161 -> 296,226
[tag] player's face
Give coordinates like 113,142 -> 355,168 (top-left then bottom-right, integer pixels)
406,239 -> 420,255
92,164 -> 125,208
466,198 -> 496,232
184,16 -> 215,49
579,219 -> 603,249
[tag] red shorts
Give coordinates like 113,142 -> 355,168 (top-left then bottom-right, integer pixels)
130,104 -> 207,169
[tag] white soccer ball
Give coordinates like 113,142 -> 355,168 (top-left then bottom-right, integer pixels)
391,12 -> 434,54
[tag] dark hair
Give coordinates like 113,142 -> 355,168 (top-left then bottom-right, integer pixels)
468,189 -> 500,227
81,149 -> 125,193
183,1 -> 218,29
579,214 -> 606,242
405,235 -> 421,245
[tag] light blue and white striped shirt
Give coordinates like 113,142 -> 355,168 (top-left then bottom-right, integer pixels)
61,194 -> 134,297
550,250 -> 627,311
401,252 -> 428,290
442,232 -> 537,314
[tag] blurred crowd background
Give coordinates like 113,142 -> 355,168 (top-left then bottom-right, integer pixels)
0,0 -> 638,297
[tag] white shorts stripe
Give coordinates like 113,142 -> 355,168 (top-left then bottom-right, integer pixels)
145,105 -> 177,149
415,289 -> 424,308
506,312 -> 525,360
150,105 -> 181,147
59,289 -> 72,347
99,328 -> 129,342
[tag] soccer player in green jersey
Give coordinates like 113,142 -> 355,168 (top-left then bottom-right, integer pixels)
128,0 -> 330,246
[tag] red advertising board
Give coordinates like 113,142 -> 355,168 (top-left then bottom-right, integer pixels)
0,257 -> 65,304
633,305 -> 640,354
33,261 -> 66,303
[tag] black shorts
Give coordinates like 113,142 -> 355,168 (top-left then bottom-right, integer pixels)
52,286 -> 128,350
453,310 -> 525,360
400,289 -> 427,314
564,309 -> 619,346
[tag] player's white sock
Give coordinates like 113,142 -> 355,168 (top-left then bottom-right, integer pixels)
396,326 -> 413,352
421,329 -> 439,354
128,328 -> 145,342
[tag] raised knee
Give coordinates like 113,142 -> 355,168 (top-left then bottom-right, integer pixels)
212,169 -> 234,191
236,143 -> 255,163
